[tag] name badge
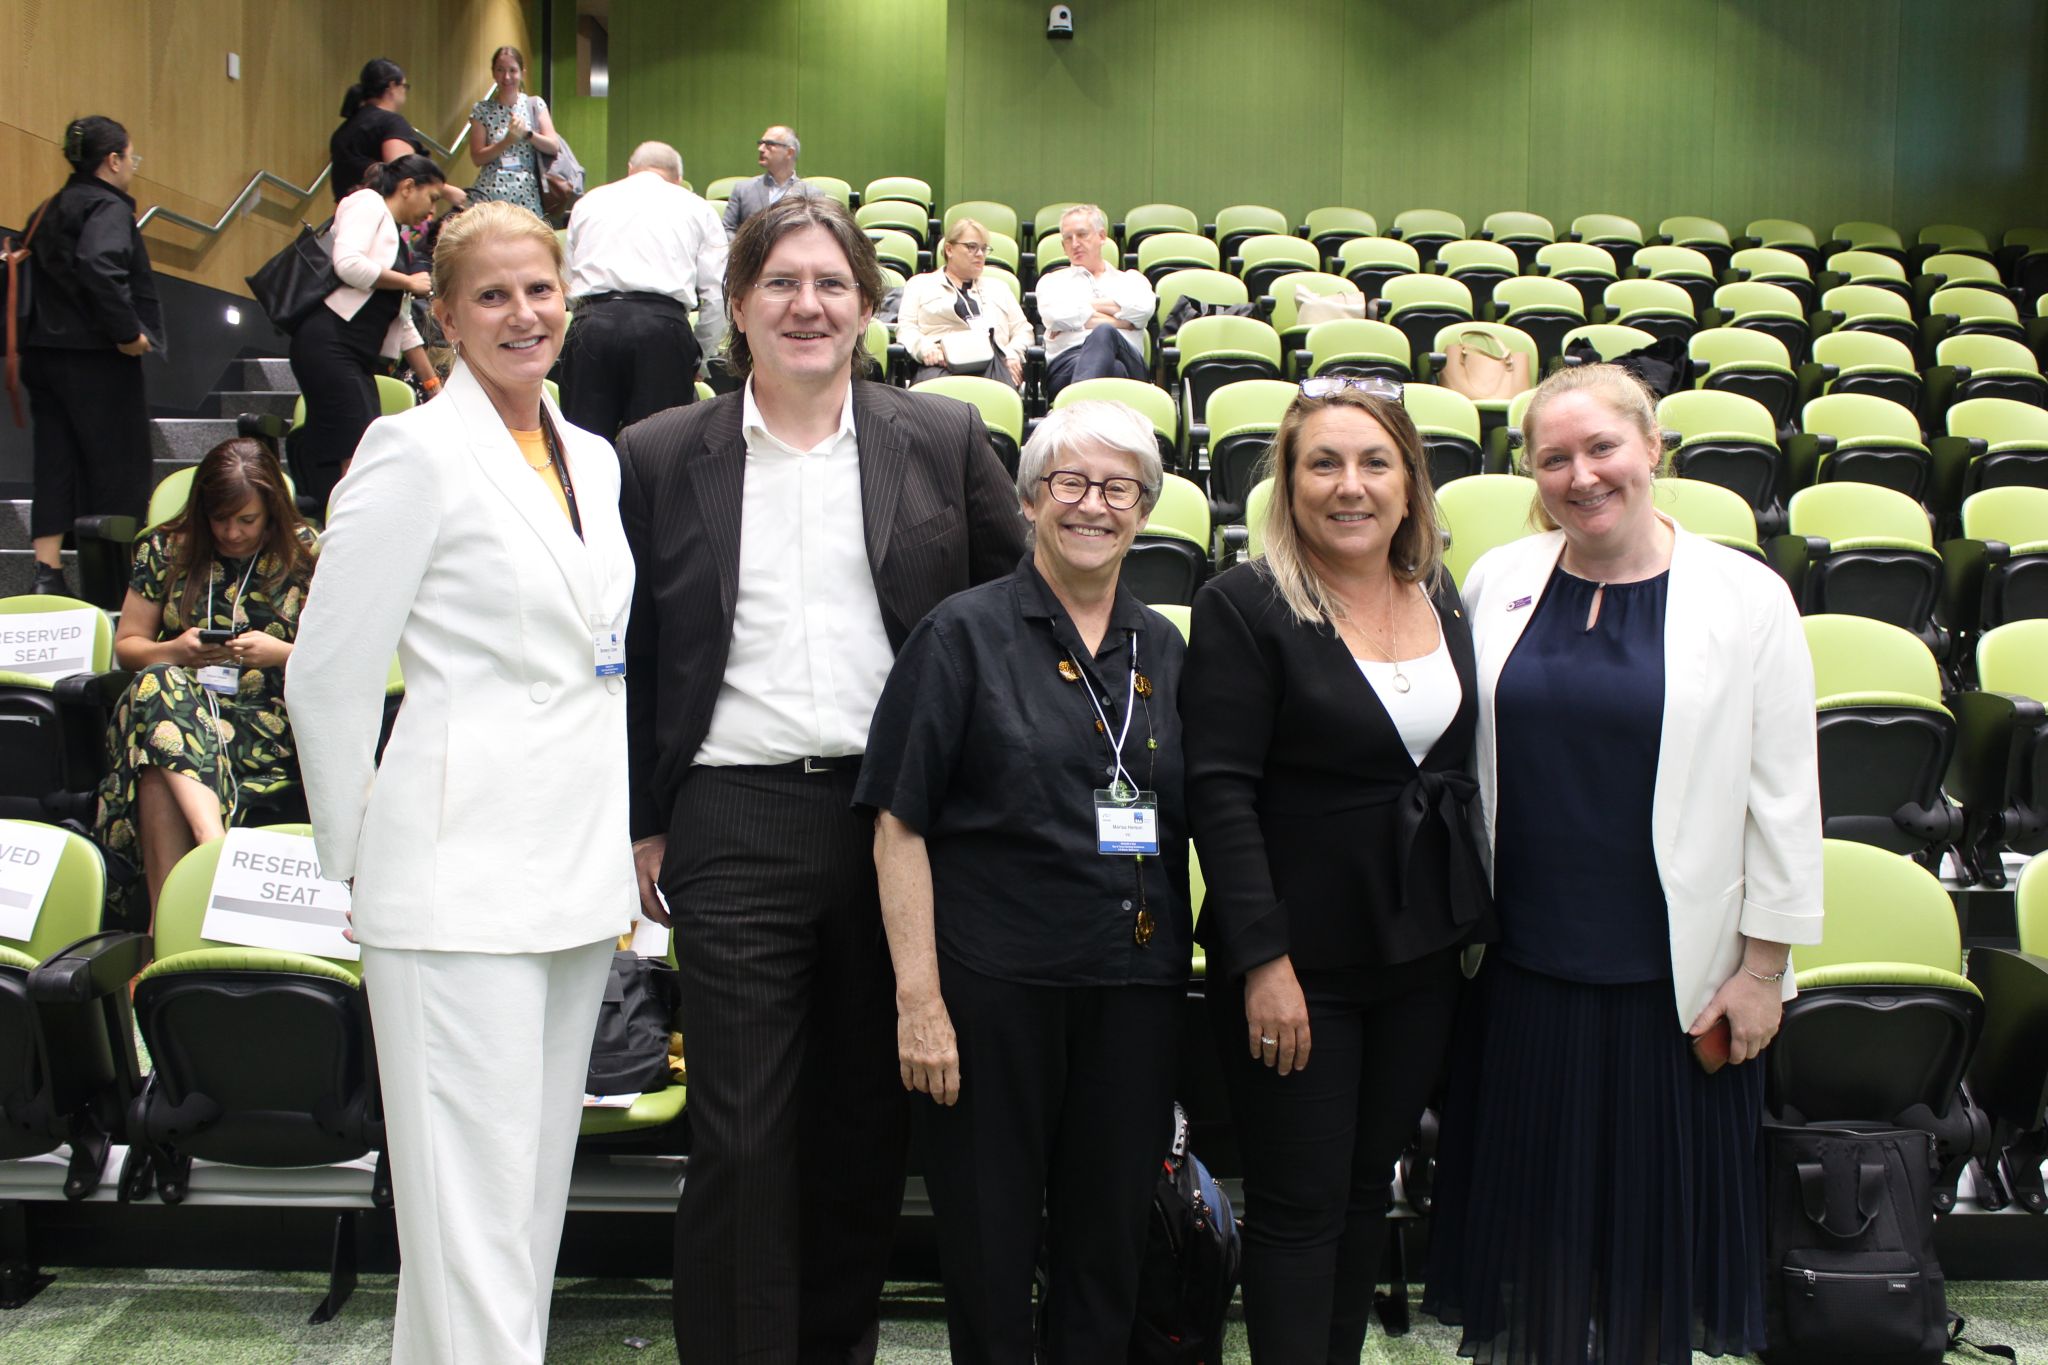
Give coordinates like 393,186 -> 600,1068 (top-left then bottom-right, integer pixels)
593,629 -> 626,678
196,664 -> 240,695
1094,788 -> 1160,856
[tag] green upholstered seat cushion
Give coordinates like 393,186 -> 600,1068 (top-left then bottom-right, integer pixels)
578,1083 -> 688,1136
1794,962 -> 1979,996
138,946 -> 361,987
0,943 -> 37,971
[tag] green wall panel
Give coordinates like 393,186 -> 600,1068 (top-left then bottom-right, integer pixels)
1891,0 -> 2048,238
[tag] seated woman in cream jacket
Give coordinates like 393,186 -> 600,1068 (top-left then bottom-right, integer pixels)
897,217 -> 1031,387
287,202 -> 635,1365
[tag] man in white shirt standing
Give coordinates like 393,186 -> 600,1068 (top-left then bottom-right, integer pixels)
721,124 -> 817,237
1034,203 -> 1156,398
560,140 -> 727,440
615,195 -> 1024,1364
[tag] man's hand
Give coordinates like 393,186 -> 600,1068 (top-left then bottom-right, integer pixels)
633,834 -> 670,925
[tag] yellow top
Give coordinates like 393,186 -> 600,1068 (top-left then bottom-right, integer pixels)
509,427 -> 572,524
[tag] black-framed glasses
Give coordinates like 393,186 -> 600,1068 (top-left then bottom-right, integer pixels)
758,138 -> 793,150
1300,375 -> 1404,402
1040,471 -> 1147,511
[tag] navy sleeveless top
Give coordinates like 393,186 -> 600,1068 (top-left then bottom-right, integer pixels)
1493,565 -> 1671,983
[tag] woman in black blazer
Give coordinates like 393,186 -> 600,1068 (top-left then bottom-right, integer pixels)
1182,379 -> 1493,1361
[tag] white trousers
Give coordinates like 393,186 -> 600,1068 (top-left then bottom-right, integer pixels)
361,938 -> 615,1365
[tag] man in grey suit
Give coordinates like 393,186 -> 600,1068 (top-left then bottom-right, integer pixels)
618,196 -> 1024,1363
720,124 -> 818,237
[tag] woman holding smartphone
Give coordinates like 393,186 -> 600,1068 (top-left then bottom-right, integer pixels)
95,437 -> 317,923
1422,364 -> 1823,1365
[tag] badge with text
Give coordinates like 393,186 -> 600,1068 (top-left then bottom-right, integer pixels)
593,628 -> 626,677
0,821 -> 72,941
201,828 -> 359,962
0,607 -> 99,682
196,664 -> 241,695
1093,788 -> 1160,856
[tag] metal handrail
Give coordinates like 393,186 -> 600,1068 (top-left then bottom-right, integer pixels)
135,91 -> 487,239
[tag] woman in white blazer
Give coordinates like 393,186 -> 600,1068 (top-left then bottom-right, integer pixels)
896,217 -> 1031,387
1421,364 -> 1822,1365
287,154 -> 443,509
287,201 -> 636,1365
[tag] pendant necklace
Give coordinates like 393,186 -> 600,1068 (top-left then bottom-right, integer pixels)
1384,576 -> 1410,693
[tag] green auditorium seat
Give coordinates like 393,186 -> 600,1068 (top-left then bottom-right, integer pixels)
1912,252 -> 2004,315
1801,616 -> 1960,858
1653,215 -> 1733,273
1557,322 -> 1656,366
1261,271 -> 1357,364
1026,201 -> 1085,243
1736,218 -> 1821,273
1052,378 -> 1178,470
1388,209 -> 1466,267
1939,486 -> 2048,650
856,200 -> 930,250
1962,855 -> 2048,1210
1689,325 -> 1798,430
1301,207 -> 1378,262
1631,243 -> 1719,315
1948,619 -> 2048,886
1727,246 -> 1816,313
804,175 -> 855,208
1135,232 -> 1221,285
1438,473 -> 1535,587
1199,379 -> 1296,518
1401,382 -> 1485,490
1233,235 -> 1321,300
1802,330 -> 1922,415
1816,249 -> 1912,302
1534,241 -> 1620,315
1657,388 -> 1783,530
1910,222 -> 1993,274
1651,475 -> 1763,559
1336,235 -> 1420,301
1477,210 -> 1554,271
1209,204 -> 1290,262
1243,476 -> 1274,560
1432,240 -> 1518,320
910,375 -> 1025,477
1814,284 -> 1919,358
0,594 -> 122,825
1119,202 -> 1201,249
1292,317 -> 1413,387
1771,838 -> 1987,1212
1165,314 -> 1283,430
1789,392 -> 1933,503
1930,397 -> 2048,529
1155,268 -> 1250,346
866,227 -> 923,281
0,819 -> 147,1202
863,175 -> 931,211
705,176 -> 744,203
1826,220 -> 1906,262
1484,389 -> 1538,476
1771,483 -> 1944,652
1925,285 -> 2027,352
1707,280 -> 1812,366
1119,473 -> 1211,607
1371,273 -> 1473,370
1566,212 -> 1646,272
1417,321 -> 1540,433
943,200 -> 1021,244
1599,278 -> 1696,345
1490,275 -> 1584,367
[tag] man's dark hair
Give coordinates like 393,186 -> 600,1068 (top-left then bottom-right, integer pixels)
722,196 -> 883,380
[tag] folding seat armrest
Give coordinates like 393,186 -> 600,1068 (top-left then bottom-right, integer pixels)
1122,252 -> 1138,271
1660,428 -> 1682,452
1290,348 -> 1312,376
1529,262 -> 1551,276
53,668 -> 133,708
916,250 -> 932,274
1112,220 -> 1126,240
1564,230 -> 1583,243
1020,250 -> 1036,280
1688,358 -> 1710,383
1650,232 -> 1672,246
1701,306 -> 1729,328
1766,534 -> 1826,598
1366,298 -> 1389,322
1218,523 -> 1249,567
1940,536 -> 2008,628
72,513 -> 140,550
237,412 -> 289,444
1733,234 -> 1759,250
1161,345 -> 1181,376
1949,688 -> 2041,807
1964,947 -> 2048,1127
1724,268 -> 1752,284
1253,295 -> 1275,322
1418,351 -> 1448,384
1227,256 -> 1244,276
1201,223 -> 1217,240
29,930 -> 153,1004
886,344 -> 913,386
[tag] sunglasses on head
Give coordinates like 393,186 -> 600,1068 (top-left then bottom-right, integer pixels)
1299,376 -> 1404,402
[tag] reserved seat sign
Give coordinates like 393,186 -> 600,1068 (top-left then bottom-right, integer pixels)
0,822 -> 71,942
0,608 -> 100,681
200,828 -> 359,963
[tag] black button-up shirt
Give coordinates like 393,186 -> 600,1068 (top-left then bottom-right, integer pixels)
855,556 -> 1190,987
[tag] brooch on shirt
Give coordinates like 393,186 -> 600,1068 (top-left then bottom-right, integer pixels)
1134,672 -> 1153,699
1057,659 -> 1080,683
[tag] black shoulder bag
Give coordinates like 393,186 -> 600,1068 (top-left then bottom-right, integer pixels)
246,219 -> 341,335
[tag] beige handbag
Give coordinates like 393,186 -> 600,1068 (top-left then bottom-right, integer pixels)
1439,329 -> 1533,402
1294,282 -> 1366,326
938,328 -> 996,372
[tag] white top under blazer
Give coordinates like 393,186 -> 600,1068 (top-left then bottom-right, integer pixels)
287,362 -> 638,953
1460,520 -> 1825,1028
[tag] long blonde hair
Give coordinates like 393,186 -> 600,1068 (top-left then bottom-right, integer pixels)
1257,387 -> 1443,625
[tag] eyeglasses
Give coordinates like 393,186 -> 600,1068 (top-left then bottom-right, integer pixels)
758,139 -> 792,150
1300,375 -> 1404,402
949,242 -> 990,257
1040,471 -> 1147,511
753,276 -> 858,301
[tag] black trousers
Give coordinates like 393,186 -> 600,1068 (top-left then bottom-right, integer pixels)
663,764 -> 909,1364
560,297 -> 700,443
1044,325 -> 1148,398
23,347 -> 150,539
1208,949 -> 1463,1364
287,303 -> 385,510
921,956 -> 1178,1365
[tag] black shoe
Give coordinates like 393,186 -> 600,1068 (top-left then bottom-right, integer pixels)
30,562 -> 72,596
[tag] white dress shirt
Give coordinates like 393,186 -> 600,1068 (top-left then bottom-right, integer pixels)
1034,263 -> 1155,360
565,171 -> 730,363
325,187 -> 423,358
694,381 -> 897,765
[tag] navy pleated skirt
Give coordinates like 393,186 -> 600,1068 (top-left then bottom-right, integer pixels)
1421,958 -> 1768,1365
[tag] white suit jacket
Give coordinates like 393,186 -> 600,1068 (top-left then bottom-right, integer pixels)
286,362 -> 637,953
1462,520 -> 1824,1027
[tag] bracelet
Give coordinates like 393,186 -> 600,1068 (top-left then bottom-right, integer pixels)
1743,963 -> 1788,983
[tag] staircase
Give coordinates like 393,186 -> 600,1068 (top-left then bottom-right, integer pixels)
0,359 -> 300,599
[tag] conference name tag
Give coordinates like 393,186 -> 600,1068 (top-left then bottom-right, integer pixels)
593,628 -> 625,678
1093,789 -> 1160,856
196,664 -> 241,695
201,828 -> 359,962
0,822 -> 71,941
0,607 -> 99,682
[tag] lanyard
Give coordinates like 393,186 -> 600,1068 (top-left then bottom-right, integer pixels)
208,551 -> 259,627
1071,629 -> 1141,797
540,412 -> 584,540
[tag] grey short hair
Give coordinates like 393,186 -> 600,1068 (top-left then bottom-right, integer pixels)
1015,400 -> 1163,513
627,141 -> 683,181
1061,204 -> 1110,237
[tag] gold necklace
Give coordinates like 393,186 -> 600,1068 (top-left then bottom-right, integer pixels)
1383,577 -> 1410,693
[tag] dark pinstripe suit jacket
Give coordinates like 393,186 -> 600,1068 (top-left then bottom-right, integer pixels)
616,380 -> 1028,837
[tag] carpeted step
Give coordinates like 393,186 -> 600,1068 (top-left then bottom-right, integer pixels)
149,418 -> 239,464
213,390 -> 298,421
0,545 -> 77,598
237,358 -> 298,391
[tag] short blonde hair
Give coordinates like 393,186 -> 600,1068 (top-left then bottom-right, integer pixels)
430,200 -> 564,304
1518,363 -> 1665,531
1258,388 -> 1443,625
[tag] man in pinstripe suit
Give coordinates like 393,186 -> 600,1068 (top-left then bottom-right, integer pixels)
617,196 -> 1026,1363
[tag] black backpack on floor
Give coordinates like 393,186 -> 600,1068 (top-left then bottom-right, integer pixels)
1129,1102 -> 1241,1365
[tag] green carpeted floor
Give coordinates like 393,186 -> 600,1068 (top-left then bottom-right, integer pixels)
0,1271 -> 2039,1363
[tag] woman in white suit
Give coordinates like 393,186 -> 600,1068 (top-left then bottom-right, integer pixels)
1421,364 -> 1823,1365
287,200 -> 636,1365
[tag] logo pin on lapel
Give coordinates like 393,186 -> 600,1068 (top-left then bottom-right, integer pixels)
1508,595 -> 1533,612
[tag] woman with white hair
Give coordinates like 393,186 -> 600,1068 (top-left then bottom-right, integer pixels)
856,399 -> 1191,1363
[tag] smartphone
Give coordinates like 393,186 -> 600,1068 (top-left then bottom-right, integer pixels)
198,627 -> 242,645
1690,1017 -> 1732,1074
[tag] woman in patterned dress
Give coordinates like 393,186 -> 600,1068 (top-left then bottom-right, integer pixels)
465,45 -> 557,217
95,438 -> 317,923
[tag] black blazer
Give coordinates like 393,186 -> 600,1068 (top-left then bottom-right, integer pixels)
1181,563 -> 1494,980
24,175 -> 162,352
616,380 -> 1027,837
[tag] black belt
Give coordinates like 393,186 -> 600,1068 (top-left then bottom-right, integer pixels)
573,290 -> 693,312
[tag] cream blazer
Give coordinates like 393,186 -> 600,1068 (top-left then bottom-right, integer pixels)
1462,520 -> 1824,1027
894,270 -> 1032,363
323,187 -> 424,359
286,363 -> 637,953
